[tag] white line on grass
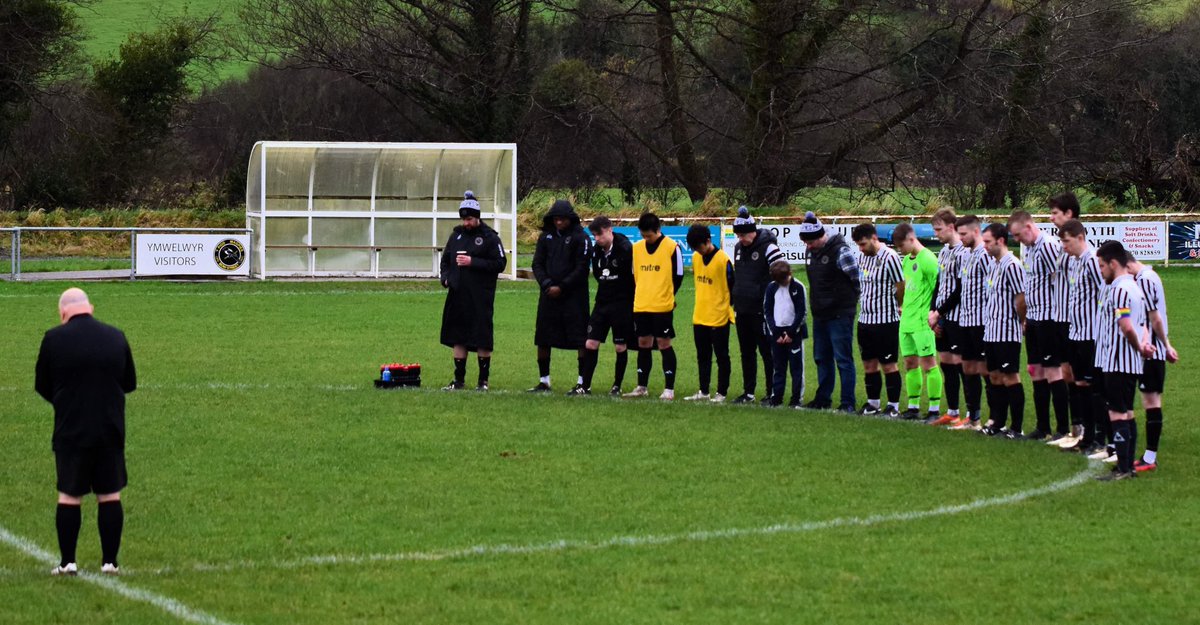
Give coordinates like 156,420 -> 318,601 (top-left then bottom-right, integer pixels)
141,463 -> 1098,576
0,525 -> 242,625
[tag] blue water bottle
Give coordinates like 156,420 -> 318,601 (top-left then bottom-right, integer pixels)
382,367 -> 392,382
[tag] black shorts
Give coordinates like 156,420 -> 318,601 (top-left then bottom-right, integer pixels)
961,325 -> 986,362
936,320 -> 967,355
1026,320 -> 1067,368
857,322 -> 899,364
1139,359 -> 1166,394
985,341 -> 1021,374
56,447 -> 127,497
1067,340 -> 1098,384
633,311 -> 675,339
1103,372 -> 1138,414
587,301 -> 633,345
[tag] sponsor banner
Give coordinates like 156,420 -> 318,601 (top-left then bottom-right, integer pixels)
135,234 -> 250,276
1030,222 -> 1166,261
592,226 -> 720,269
720,222 -> 940,265
1169,221 -> 1200,260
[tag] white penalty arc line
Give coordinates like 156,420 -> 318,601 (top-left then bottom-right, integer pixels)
0,525 -> 242,625
144,463 -> 1098,577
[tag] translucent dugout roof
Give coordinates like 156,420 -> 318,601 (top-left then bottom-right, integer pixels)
246,142 -> 517,215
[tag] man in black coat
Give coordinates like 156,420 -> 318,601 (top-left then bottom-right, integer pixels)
529,199 -> 592,392
440,191 -> 508,391
35,288 -> 137,576
730,207 -> 785,404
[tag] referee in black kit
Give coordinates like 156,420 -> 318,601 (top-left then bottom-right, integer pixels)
35,288 -> 137,576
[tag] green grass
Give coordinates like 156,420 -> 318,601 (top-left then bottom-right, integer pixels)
1,272 -> 1198,623
13,258 -> 131,273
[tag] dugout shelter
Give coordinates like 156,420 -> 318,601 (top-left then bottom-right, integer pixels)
246,142 -> 517,279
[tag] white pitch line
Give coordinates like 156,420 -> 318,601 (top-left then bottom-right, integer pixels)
0,525 -> 242,625
140,463 -> 1098,577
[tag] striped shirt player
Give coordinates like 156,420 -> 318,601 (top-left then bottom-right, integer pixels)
934,242 -> 971,324
984,254 -> 1024,345
1132,261 -> 1173,470
957,244 -> 992,361
1065,244 -> 1103,387
857,245 -> 903,325
1095,274 -> 1146,376
1022,230 -> 1067,368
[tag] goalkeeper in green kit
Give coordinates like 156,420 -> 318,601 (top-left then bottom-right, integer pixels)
892,223 -> 943,421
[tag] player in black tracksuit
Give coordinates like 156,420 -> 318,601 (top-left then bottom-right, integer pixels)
439,192 -> 508,391
530,199 -> 592,392
571,217 -> 635,395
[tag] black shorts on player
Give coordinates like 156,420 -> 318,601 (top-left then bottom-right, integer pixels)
936,320 -> 966,356
1026,320 -> 1065,368
857,321 -> 899,364
633,311 -> 675,339
984,341 -> 1021,374
56,447 -> 127,498
1067,340 -> 1098,385
961,326 -> 986,362
1103,372 -> 1138,413
1139,359 -> 1166,394
587,302 -> 633,345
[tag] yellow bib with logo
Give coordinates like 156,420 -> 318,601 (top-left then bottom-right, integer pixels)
633,236 -> 678,313
692,249 -> 735,326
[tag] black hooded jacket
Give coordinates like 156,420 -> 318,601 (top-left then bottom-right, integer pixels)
532,201 -> 592,299
591,231 -> 635,306
440,222 -> 506,291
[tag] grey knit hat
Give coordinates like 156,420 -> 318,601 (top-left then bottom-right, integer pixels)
458,191 -> 481,219
798,211 -> 824,241
733,206 -> 757,234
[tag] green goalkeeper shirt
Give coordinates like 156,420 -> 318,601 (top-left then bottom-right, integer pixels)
900,247 -> 939,332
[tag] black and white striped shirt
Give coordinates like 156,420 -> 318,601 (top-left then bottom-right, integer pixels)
958,244 -> 992,328
856,245 -> 903,325
1022,232 -> 1064,321
935,242 -> 970,323
1095,274 -> 1146,375
1066,246 -> 1103,342
1136,267 -> 1169,361
984,253 -> 1024,343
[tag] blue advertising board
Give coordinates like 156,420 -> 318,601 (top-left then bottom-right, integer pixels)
1169,221 -> 1200,260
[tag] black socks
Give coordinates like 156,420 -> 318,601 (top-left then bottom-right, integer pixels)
941,363 -> 962,411
1072,385 -> 1094,444
1145,407 -> 1163,452
885,371 -> 902,404
987,382 -> 1009,429
56,503 -> 81,567
637,349 -> 652,387
537,357 -> 551,378
1112,420 -> 1134,473
1050,380 -> 1069,434
614,350 -> 628,387
98,500 -> 123,567
580,349 -> 599,389
865,371 -> 882,402
662,347 -> 677,391
477,356 -> 490,385
1008,383 -> 1025,432
453,358 -> 467,384
1033,380 -> 1050,432
963,373 -> 982,416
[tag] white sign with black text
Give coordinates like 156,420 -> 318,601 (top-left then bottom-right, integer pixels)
1029,221 -> 1166,261
135,234 -> 250,276
722,223 -> 857,265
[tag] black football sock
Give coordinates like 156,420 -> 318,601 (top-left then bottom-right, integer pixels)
637,349 -> 652,387
963,373 -> 982,417
864,371 -> 882,403
614,350 -> 628,387
537,357 -> 551,379
1074,385 -> 1094,445
477,357 -> 490,385
1033,380 -> 1050,432
662,347 -> 677,391
1113,420 -> 1134,473
580,349 -> 599,390
1008,383 -> 1026,432
1093,393 -> 1113,445
1050,380 -> 1070,434
56,503 -> 81,567
453,358 -> 467,384
941,363 -> 962,412
885,371 -> 902,404
1144,407 -> 1162,453
987,382 -> 1008,429
97,500 -> 123,567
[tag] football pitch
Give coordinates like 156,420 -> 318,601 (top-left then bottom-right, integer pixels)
1,273 -> 1198,624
